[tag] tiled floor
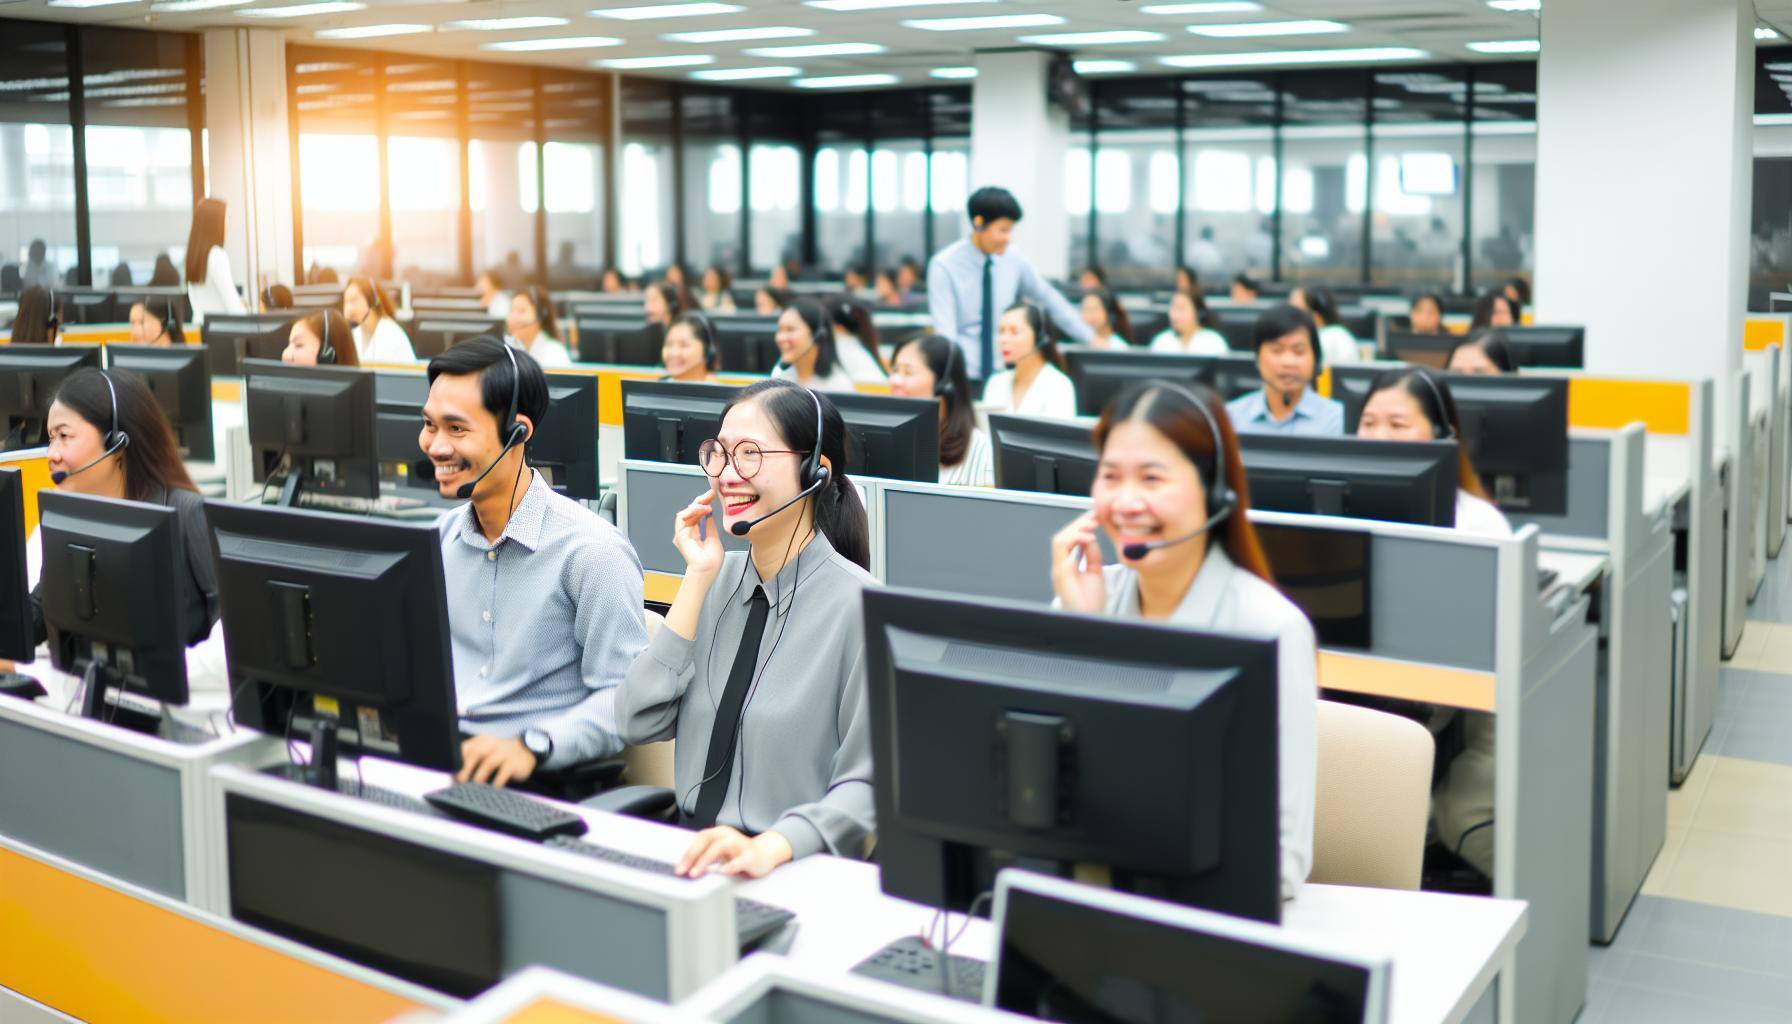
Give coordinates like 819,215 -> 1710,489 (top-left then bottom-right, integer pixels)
1577,566 -> 1792,1020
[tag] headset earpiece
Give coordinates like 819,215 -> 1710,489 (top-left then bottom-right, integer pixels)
158,297 -> 177,340
45,289 -> 59,333
934,337 -> 958,399
1153,380 -> 1234,521
99,370 -> 129,453
1413,368 -> 1455,440
318,310 -> 337,364
501,342 -> 526,446
800,386 -> 826,491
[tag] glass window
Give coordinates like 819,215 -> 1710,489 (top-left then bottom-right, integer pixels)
872,140 -> 926,271
1092,132 -> 1174,285
681,88 -> 739,276
290,47 -> 381,281
1181,76 -> 1277,282
0,22 -> 76,293
815,143 -> 867,273
1067,131 -> 1093,270
928,140 -> 969,252
382,57 -> 459,287
1370,68 -> 1468,292
465,62 -> 536,285
1279,71 -> 1367,285
619,77 -> 674,278
1469,63 -> 1536,293
542,72 -> 608,288
748,143 -> 801,273
81,26 -> 193,290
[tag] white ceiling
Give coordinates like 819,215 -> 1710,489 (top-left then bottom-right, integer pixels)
0,0 -> 1683,92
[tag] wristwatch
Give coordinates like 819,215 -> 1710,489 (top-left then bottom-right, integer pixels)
522,728 -> 553,763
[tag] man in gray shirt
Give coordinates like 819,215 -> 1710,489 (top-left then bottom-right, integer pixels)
422,338 -> 648,788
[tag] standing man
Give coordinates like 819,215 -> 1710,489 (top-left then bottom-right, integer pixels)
927,187 -> 1091,380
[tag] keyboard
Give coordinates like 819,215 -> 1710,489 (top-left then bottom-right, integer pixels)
851,936 -> 987,1002
263,763 -> 442,818
423,782 -> 590,840
541,836 -> 797,951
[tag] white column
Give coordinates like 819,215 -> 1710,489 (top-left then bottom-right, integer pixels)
970,51 -> 1070,279
1533,0 -> 1753,427
202,29 -> 297,299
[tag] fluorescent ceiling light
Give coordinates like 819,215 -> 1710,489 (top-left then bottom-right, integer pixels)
238,1 -> 365,15
1140,1 -> 1261,12
1160,47 -> 1427,69
599,54 -> 715,68
314,22 -> 431,37
1017,30 -> 1164,45
589,3 -> 743,19
150,0 -> 249,10
744,42 -> 885,56
691,66 -> 801,80
795,74 -> 900,88
47,0 -> 143,8
1758,26 -> 1782,40
1074,59 -> 1136,74
903,13 -> 1063,30
481,35 -> 623,50
664,26 -> 812,42
443,16 -> 568,30
807,0 -> 992,9
1467,39 -> 1539,53
1486,0 -> 1539,10
930,66 -> 977,79
1188,19 -> 1346,38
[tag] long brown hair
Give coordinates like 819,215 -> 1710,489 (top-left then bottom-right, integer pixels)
53,368 -> 197,501
1362,366 -> 1488,499
185,197 -> 227,284
298,309 -> 360,367
514,283 -> 561,342
899,334 -> 975,467
344,276 -> 396,330
1093,381 -> 1274,583
12,287 -> 56,345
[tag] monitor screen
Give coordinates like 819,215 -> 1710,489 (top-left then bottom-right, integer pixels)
1256,523 -> 1372,649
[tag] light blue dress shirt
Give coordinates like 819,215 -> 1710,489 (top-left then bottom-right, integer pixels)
1226,387 -> 1346,436
926,238 -> 1092,378
437,470 -> 649,767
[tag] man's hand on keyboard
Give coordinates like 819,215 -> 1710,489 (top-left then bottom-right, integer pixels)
678,825 -> 793,879
457,734 -> 537,788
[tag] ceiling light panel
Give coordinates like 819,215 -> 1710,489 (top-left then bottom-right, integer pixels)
795,74 -> 900,88
1188,20 -> 1347,38
1017,30 -> 1164,45
930,66 -> 977,79
744,42 -> 885,56
589,3 -> 744,19
599,54 -> 716,68
664,26 -> 813,42
1074,60 -> 1136,74
1161,47 -> 1427,69
904,13 -> 1064,30
443,16 -> 569,30
1466,39 -> 1539,53
314,22 -> 432,37
807,0 -> 993,9
1140,1 -> 1261,12
237,1 -> 366,15
482,35 -> 623,50
690,66 -> 801,80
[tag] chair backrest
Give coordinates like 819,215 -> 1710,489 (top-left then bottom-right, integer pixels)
1310,700 -> 1434,890
624,607 -> 676,789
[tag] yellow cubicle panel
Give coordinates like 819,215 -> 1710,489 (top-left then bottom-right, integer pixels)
0,847 -> 425,1024
0,451 -> 54,537
1744,316 -> 1787,353
1566,377 -> 1692,436
504,998 -> 628,1024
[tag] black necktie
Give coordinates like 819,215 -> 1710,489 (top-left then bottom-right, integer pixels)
690,585 -> 771,829
979,255 -> 995,379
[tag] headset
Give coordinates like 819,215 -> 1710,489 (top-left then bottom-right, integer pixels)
317,309 -> 337,365
1113,379 -> 1237,561
155,297 -> 178,342
1408,367 -> 1456,440
678,312 -> 720,371
51,371 -> 130,485
729,384 -> 829,537
45,288 -> 59,334
453,342 -> 529,500
934,335 -> 959,399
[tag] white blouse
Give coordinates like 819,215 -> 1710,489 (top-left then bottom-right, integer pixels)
511,334 -> 573,369
980,362 -> 1078,420
354,315 -> 418,364
1149,328 -> 1232,356
1455,491 -> 1513,536
186,246 -> 247,324
938,427 -> 994,487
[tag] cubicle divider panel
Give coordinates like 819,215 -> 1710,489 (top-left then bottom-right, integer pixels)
880,485 -> 1104,604
622,461 -> 746,579
1510,435 -> 1613,542
0,447 -> 53,536
1565,378 -> 1692,435
1366,534 -> 1498,671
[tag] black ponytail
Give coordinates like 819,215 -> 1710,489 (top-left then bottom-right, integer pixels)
724,379 -> 870,569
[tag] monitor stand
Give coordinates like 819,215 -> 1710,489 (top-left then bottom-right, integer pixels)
277,467 -> 305,507
1308,479 -> 1349,517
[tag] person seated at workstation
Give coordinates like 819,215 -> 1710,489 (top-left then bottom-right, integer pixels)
1503,274 -> 1531,311
343,276 -> 416,364
1408,293 -> 1446,335
888,333 -> 993,487
1050,380 -> 1315,898
1077,265 -> 1107,293
1175,264 -> 1199,295
184,198 -> 247,322
618,379 -> 875,878
9,287 -> 57,345
422,338 -> 649,789
842,265 -> 870,295
644,280 -> 684,334
1079,287 -> 1133,349
768,262 -> 791,290
149,253 -> 181,287
873,268 -> 903,308
697,265 -> 736,313
504,286 -> 571,369
281,309 -> 359,367
127,299 -> 183,347
895,257 -> 921,299
261,284 -> 294,311
982,302 -> 1078,419
1445,331 -> 1516,376
663,262 -> 689,295
1230,272 -> 1261,303
1470,291 -> 1519,331
1290,286 -> 1360,366
601,268 -> 629,294
753,285 -> 793,316
770,299 -> 857,393
1356,366 -> 1511,535
826,297 -> 888,382
476,270 -> 510,318
1226,305 -> 1343,436
660,312 -> 722,384
1149,286 -> 1230,355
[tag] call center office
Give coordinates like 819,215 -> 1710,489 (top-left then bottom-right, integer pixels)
0,2 -> 1787,1023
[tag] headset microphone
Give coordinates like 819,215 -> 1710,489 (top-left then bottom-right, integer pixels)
51,371 -> 129,485
728,386 -> 828,537
455,344 -> 527,500
1120,497 -> 1234,561
729,472 -> 828,536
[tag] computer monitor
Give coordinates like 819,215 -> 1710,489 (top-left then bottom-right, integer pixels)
0,468 -> 34,665
863,587 -> 1283,923
38,490 -> 189,721
988,870 -> 1389,1023
374,372 -> 432,489
1490,326 -> 1584,369
1208,307 -> 1264,350
989,413 -> 1096,497
1336,305 -> 1378,341
1255,521 -> 1373,649
114,286 -> 191,325
826,392 -> 939,483
200,314 -> 294,376
711,315 -> 783,374
206,501 -> 460,780
576,316 -> 661,366
621,379 -> 735,465
54,289 -> 116,326
107,343 -> 215,462
1447,373 -> 1570,515
0,344 -> 104,449
1237,434 -> 1458,527
533,372 -> 600,499
243,358 -> 380,506
1062,349 -> 1209,418
1382,331 -> 1456,369
408,318 -> 503,360
288,283 -> 343,312
410,296 -> 489,317
1329,364 -> 1386,431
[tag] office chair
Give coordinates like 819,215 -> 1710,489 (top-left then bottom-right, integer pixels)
0,265 -> 20,296
581,608 -> 681,821
1310,700 -> 1435,891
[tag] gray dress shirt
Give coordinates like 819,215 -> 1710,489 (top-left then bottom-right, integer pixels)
926,238 -> 1092,378
437,470 -> 649,768
618,532 -> 876,860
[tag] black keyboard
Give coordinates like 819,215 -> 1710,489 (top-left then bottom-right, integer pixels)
423,782 -> 590,840
541,836 -> 796,951
851,936 -> 987,1002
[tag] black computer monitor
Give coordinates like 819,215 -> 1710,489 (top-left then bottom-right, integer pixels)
533,372 -> 599,499
1063,349 -> 1209,418
410,296 -> 489,317
1205,353 -> 1266,400
207,501 -> 460,780
1329,364 -> 1386,431
1336,305 -> 1377,341
200,314 -> 294,376
575,316 -> 661,366
1382,331 -> 1456,369
374,372 -> 432,489
243,358 -> 379,506
863,587 -> 1283,923
1208,307 -> 1265,350
1447,373 -> 1569,515
38,490 -> 189,721
621,378 -> 735,465
711,315 -> 783,374
288,283 -> 342,312
107,344 -> 215,463
1255,521 -> 1373,649
55,289 -> 117,326
1491,326 -> 1584,369
408,318 -> 503,360
989,413 -> 1095,496
1238,434 -> 1458,527
0,344 -> 103,449
115,286 -> 191,324
0,468 -> 34,665
827,392 -> 939,483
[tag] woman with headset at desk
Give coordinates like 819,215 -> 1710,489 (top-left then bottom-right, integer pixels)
1049,380 -> 1317,899
616,379 -> 875,880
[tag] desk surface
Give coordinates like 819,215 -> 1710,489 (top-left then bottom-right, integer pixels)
1538,549 -> 1610,600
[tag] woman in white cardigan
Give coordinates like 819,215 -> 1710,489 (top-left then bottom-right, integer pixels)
183,197 -> 246,324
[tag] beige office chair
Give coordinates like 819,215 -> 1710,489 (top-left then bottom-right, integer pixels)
1310,700 -> 1434,891
623,607 -> 676,789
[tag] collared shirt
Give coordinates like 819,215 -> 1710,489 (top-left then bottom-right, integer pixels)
1227,387 -> 1346,437
1096,547 -> 1317,900
617,532 -> 876,861
437,470 -> 648,768
926,238 -> 1093,378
